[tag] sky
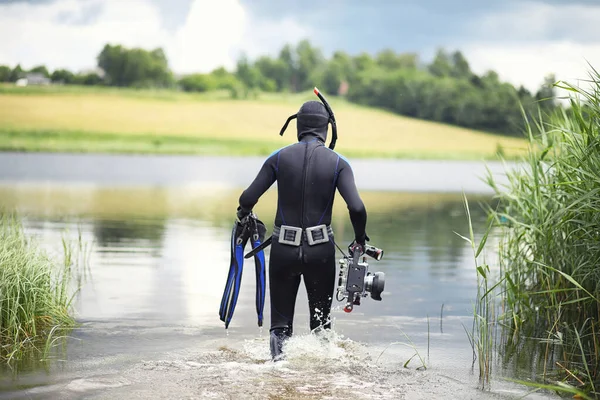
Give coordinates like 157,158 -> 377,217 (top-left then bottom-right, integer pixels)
1,0 -> 599,92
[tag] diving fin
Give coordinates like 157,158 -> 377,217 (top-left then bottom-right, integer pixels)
219,220 -> 250,329
251,218 -> 267,327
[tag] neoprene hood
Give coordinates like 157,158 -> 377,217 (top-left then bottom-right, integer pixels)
279,87 -> 338,150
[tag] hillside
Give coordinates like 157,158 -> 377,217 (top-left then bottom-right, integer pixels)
0,85 -> 528,159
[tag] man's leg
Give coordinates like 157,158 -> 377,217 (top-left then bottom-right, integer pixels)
303,248 -> 336,331
269,243 -> 301,360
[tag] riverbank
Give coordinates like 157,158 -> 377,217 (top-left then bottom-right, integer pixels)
0,85 -> 528,160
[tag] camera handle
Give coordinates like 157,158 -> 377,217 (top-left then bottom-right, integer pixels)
342,250 -> 367,313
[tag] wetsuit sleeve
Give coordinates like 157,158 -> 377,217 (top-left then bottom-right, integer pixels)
336,159 -> 367,243
238,154 -> 277,212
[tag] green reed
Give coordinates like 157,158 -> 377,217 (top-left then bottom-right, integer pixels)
0,214 -> 79,363
484,67 -> 600,397
458,194 -> 498,390
377,324 -> 428,371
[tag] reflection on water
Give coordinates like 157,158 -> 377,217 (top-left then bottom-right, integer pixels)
0,185 -> 491,324
0,184 -> 554,398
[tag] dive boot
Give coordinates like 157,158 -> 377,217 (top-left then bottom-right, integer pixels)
269,327 -> 291,361
312,325 -> 333,344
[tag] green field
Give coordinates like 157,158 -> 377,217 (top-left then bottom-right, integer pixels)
0,84 -> 528,159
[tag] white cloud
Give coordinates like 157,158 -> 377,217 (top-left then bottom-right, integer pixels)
0,0 -> 310,74
169,0 -> 246,73
470,1 -> 600,42
464,41 -> 600,93
0,0 -> 168,72
462,1 -> 600,93
237,17 -> 311,60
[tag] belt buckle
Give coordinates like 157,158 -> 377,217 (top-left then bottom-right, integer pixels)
306,224 -> 329,246
279,225 -> 302,246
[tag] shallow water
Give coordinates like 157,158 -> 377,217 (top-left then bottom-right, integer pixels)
0,153 -> 555,399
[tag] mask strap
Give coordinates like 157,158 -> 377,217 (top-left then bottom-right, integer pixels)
279,114 -> 297,136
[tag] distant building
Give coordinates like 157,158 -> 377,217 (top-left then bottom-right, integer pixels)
16,73 -> 51,86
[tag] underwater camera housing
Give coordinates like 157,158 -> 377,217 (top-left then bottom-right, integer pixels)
336,244 -> 386,313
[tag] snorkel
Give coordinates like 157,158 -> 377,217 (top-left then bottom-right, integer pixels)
279,87 -> 338,150
313,87 -> 337,150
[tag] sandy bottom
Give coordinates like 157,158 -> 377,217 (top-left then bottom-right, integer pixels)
1,331 -> 558,400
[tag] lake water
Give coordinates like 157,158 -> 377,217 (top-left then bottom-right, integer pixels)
0,153 -> 554,399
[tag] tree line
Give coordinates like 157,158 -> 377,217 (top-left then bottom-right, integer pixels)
0,64 -> 103,86
0,41 -> 558,136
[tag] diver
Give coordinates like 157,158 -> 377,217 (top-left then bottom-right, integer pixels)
235,88 -> 368,361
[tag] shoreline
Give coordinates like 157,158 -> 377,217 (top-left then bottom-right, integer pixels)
0,151 -> 517,194
0,130 -> 517,162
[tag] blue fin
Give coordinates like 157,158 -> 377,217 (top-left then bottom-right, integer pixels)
219,216 -> 267,329
252,238 -> 266,327
219,222 -> 248,329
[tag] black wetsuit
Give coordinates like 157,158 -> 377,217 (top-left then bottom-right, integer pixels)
238,117 -> 367,336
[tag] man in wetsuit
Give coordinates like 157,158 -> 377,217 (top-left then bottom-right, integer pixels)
236,98 -> 368,360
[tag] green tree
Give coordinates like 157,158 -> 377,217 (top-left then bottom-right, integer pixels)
9,64 -> 23,82
428,49 -> 453,77
278,44 -> 296,91
178,74 -> 217,92
0,65 -> 11,82
376,49 -> 418,71
320,61 -> 344,95
73,72 -> 103,86
146,48 -> 173,87
450,51 -> 471,79
319,51 -> 355,95
235,54 -> 261,89
295,40 -> 325,91
97,44 -> 172,87
482,70 -> 500,86
353,52 -> 376,73
97,44 -> 122,84
210,67 -> 242,90
535,74 -> 557,112
29,65 -> 50,78
51,69 -> 75,84
376,49 -> 399,70
331,51 -> 354,77
517,85 -> 532,99
254,56 -> 289,92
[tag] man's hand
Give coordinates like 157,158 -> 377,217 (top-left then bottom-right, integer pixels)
348,239 -> 365,256
348,234 -> 370,256
236,206 -> 251,223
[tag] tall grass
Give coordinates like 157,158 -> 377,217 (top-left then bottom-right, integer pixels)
457,194 -> 499,390
0,214 -> 78,363
484,68 -> 600,397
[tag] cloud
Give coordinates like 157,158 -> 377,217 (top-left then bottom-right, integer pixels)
0,0 -> 168,71
169,0 -> 246,73
459,1 -> 600,92
463,41 -> 600,92
468,1 -> 600,43
0,0 -> 309,73
169,0 -> 310,73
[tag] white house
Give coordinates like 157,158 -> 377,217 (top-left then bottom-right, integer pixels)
16,73 -> 51,86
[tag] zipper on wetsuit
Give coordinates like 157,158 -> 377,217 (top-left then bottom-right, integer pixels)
299,141 -> 309,262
